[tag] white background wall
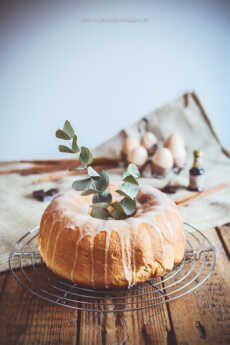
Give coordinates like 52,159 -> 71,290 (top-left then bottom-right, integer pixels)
0,0 -> 230,160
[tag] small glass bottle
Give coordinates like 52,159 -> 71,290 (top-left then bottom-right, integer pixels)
189,150 -> 205,192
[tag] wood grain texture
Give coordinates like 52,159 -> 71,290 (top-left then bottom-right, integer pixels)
124,284 -> 171,345
0,270 -> 78,345
77,287 -> 172,345
78,310 -> 104,345
216,224 -> 230,260
103,303 -> 129,345
167,227 -> 230,345
0,271 -> 8,301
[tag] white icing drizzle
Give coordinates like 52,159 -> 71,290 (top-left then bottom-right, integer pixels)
46,211 -> 58,258
70,236 -> 81,281
126,235 -> 132,285
89,236 -> 95,288
162,212 -> 174,240
104,230 -> 111,288
51,222 -> 62,266
42,184 -> 184,287
132,236 -> 136,285
120,235 -> 131,285
152,214 -> 165,263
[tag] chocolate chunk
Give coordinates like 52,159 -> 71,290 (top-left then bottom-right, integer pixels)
46,188 -> 59,196
195,321 -> 206,339
33,189 -> 45,201
32,188 -> 59,202
161,185 -> 178,194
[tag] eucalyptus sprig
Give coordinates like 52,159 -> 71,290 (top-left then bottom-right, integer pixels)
111,164 -> 140,219
56,121 -> 140,220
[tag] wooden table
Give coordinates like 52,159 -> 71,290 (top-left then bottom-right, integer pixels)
1,225 -> 230,345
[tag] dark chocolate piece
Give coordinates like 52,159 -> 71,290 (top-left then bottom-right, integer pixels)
46,188 -> 59,196
195,321 -> 206,339
33,189 -> 45,201
161,185 -> 178,194
32,188 -> 59,202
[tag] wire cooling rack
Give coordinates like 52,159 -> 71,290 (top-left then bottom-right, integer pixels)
9,223 -> 216,313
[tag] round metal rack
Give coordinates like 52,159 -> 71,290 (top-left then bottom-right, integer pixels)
9,223 -> 216,313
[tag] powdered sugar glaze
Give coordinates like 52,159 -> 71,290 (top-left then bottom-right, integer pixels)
42,185 -> 184,288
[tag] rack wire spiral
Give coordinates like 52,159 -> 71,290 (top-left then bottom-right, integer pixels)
9,223 -> 216,313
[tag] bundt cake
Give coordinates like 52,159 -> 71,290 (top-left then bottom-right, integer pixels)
38,185 -> 185,288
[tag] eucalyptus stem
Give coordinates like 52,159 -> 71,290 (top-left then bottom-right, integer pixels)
56,121 -> 140,220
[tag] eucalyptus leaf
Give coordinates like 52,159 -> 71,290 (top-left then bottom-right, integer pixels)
117,181 -> 139,200
120,198 -> 136,216
95,170 -> 109,192
58,145 -> 75,153
73,173 -> 110,194
123,175 -> 139,185
56,129 -> 70,140
72,135 -> 79,153
72,178 -> 96,191
123,163 -> 140,180
111,202 -> 126,220
81,189 -> 97,196
90,202 -> 110,208
90,206 -> 111,220
92,191 -> 112,204
64,120 -> 75,138
88,166 -> 100,178
79,146 -> 93,168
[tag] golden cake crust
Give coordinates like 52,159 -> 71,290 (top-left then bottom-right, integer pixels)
38,185 -> 185,288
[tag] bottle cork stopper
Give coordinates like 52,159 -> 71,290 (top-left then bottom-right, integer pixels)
194,149 -> 202,158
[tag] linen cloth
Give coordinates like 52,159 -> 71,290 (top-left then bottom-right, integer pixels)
0,92 -> 229,272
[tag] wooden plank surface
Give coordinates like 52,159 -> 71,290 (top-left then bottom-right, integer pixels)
123,284 -> 172,345
102,285 -> 172,345
77,283 -> 172,344
216,225 -> 230,259
0,225 -> 230,345
0,270 -> 78,345
167,226 -> 230,345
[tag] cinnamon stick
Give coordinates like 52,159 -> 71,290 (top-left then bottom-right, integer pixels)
0,157 -> 120,176
0,161 -> 18,166
20,159 -> 77,165
20,157 -> 120,166
0,168 -> 25,175
176,184 -> 228,207
21,164 -> 73,175
0,164 -> 73,176
32,165 -> 116,184
32,170 -> 85,184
